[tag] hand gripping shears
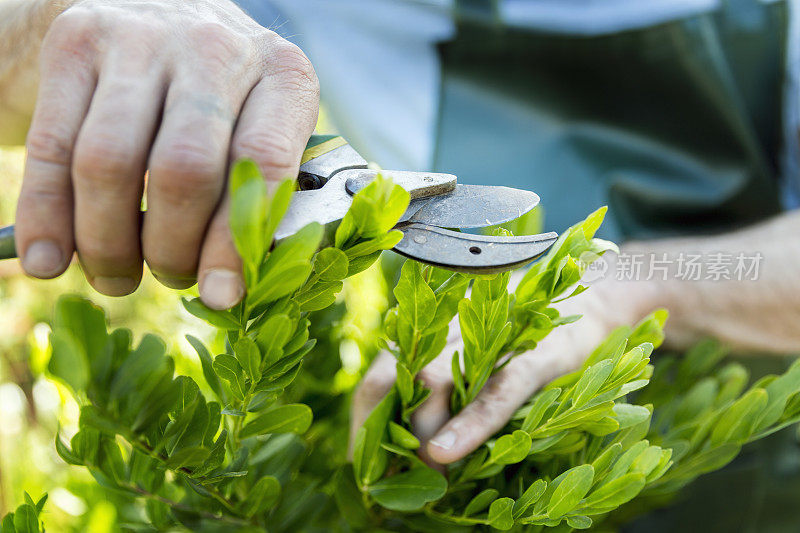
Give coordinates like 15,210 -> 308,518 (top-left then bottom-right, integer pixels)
0,135 -> 558,274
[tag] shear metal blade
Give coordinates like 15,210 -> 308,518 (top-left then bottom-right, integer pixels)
393,223 -> 558,274
400,184 -> 540,229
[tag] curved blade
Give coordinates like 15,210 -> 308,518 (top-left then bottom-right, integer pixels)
394,224 -> 558,274
400,184 -> 540,228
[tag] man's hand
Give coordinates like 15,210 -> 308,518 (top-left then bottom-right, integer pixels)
11,0 -> 319,308
350,207 -> 800,466
350,272 -> 654,466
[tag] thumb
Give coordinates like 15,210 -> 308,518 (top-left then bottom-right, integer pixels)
426,347 -> 575,464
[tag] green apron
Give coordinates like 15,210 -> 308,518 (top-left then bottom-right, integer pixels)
434,0 -> 785,242
434,1 -> 799,531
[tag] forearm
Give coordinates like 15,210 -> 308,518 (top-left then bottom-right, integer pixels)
620,210 -> 800,354
0,0 -> 70,145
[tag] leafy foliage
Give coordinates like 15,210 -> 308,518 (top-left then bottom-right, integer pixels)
1,493 -> 47,533
5,161 -> 800,531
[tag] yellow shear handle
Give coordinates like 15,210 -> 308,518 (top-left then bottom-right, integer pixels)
301,135 -> 347,165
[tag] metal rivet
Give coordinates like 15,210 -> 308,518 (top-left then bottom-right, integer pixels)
413,235 -> 427,244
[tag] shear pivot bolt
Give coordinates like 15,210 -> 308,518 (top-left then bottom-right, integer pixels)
413,235 -> 427,244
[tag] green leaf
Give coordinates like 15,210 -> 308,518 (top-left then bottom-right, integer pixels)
756,360 -> 800,431
547,464 -> 594,518
249,261 -> 313,307
613,404 -> 651,429
2,513 -> 15,533
48,329 -> 89,392
591,442 -> 623,480
367,467 -> 447,511
513,479 -> 547,519
229,159 -> 268,275
464,489 -> 499,516
294,280 -> 343,312
313,247 -> 350,281
487,497 -> 515,530
182,298 -> 240,329
109,333 -> 169,402
521,388 -> 561,433
263,179 -> 295,248
581,473 -> 645,511
396,363 -> 414,406
394,261 -> 437,332
388,422 -> 420,450
269,222 -> 323,270
334,466 -> 370,528
33,496 -> 46,516
573,360 -> 614,407
240,403 -> 313,438
212,354 -> 247,400
353,391 -> 397,486
334,173 -> 410,247
52,295 -> 108,358
256,314 -> 293,363
48,296 -> 109,391
186,335 -> 223,401
676,443 -> 740,477
166,446 -> 211,469
630,446 -> 664,477
12,504 -> 38,533
240,476 -> 281,517
490,430 -> 532,465
710,388 -> 768,446
566,515 -> 592,530
234,337 -> 262,382
347,250 -> 384,276
55,431 -> 82,466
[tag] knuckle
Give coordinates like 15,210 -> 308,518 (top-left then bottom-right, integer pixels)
232,130 -> 298,178
190,22 -> 250,67
26,129 -> 73,167
467,395 -> 496,423
45,7 -> 99,55
149,143 -> 223,203
73,137 -> 137,187
417,367 -> 450,392
269,41 -> 319,94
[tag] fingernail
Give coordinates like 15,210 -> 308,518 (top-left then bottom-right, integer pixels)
22,240 -> 64,278
200,269 -> 244,310
429,430 -> 457,451
94,276 -> 138,296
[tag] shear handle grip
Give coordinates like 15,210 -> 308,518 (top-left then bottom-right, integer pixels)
0,225 -> 16,260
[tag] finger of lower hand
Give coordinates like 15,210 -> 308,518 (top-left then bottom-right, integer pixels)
349,351 -> 396,459
427,355 -> 551,464
411,352 -> 455,468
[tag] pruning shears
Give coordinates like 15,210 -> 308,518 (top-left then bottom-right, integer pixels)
0,135 -> 557,274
